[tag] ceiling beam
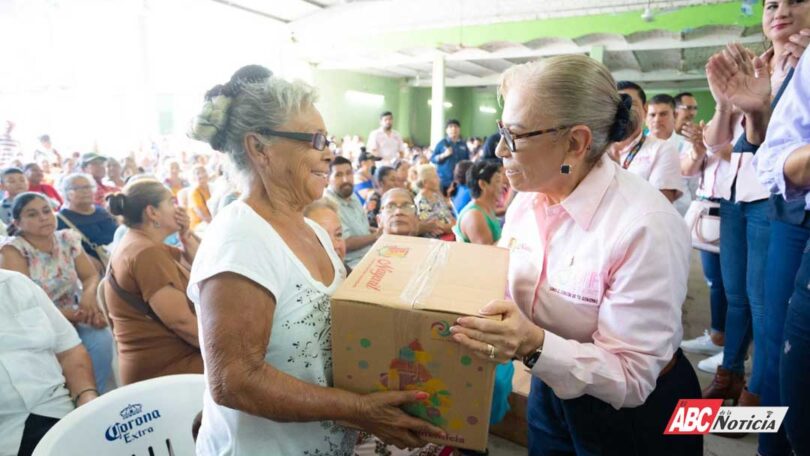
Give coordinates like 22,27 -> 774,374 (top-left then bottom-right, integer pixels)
315,33 -> 762,71
209,0 -> 290,23
409,70 -> 709,88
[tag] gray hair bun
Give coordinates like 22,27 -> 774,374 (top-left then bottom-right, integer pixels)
189,65 -> 273,152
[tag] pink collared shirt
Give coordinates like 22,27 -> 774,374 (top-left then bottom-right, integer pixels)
619,133 -> 684,199
498,155 -> 691,409
367,128 -> 406,164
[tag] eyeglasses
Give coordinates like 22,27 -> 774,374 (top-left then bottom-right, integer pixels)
255,129 -> 331,151
69,185 -> 95,192
497,120 -> 569,153
382,202 -> 417,214
677,105 -> 698,112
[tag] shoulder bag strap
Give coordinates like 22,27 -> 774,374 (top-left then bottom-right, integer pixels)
56,212 -> 109,264
105,266 -> 167,327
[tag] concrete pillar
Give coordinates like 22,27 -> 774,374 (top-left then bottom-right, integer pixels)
590,45 -> 605,63
397,82 -> 412,143
430,55 -> 446,148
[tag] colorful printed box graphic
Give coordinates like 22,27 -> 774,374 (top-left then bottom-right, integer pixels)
331,235 -> 510,451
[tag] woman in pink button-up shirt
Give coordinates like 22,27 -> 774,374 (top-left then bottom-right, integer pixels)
450,55 -> 700,456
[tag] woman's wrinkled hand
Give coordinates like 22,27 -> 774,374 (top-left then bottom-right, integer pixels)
351,390 -> 447,449
450,299 -> 544,363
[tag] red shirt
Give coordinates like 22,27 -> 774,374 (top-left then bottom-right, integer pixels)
94,178 -> 119,206
29,183 -> 63,208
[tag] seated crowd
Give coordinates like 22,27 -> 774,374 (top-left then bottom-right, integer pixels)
2,17 -> 810,454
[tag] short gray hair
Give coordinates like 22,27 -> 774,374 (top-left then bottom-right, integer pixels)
188,65 -> 318,182
303,198 -> 339,218
59,173 -> 96,200
380,188 -> 415,207
498,55 -> 638,164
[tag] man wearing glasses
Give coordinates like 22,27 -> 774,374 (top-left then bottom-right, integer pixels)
376,188 -> 419,236
674,92 -> 699,135
673,92 -> 707,215
80,153 -> 118,206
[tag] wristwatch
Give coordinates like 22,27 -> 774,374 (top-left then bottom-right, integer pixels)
522,345 -> 543,369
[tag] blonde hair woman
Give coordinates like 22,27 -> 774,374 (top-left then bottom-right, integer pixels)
450,55 -> 701,455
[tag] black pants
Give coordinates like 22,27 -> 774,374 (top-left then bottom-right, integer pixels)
527,349 -> 703,456
17,413 -> 60,456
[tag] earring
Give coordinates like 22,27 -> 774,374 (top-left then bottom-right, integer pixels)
560,164 -> 572,175
153,221 -> 161,229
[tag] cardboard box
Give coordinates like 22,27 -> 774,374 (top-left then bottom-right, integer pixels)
331,234 -> 509,451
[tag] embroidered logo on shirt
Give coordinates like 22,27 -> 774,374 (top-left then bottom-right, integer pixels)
547,265 -> 602,304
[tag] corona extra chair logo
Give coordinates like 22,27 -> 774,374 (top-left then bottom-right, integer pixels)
378,246 -> 409,258
104,403 -> 162,444
430,320 -> 452,339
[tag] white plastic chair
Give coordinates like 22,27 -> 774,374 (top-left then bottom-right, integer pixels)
96,277 -> 122,387
33,374 -> 204,456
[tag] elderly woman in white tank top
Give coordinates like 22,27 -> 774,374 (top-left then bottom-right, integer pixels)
186,65 -> 443,455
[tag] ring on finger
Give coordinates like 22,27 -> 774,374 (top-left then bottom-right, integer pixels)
487,343 -> 496,359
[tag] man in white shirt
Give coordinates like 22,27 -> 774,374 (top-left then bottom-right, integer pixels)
366,111 -> 407,165
674,92 -> 704,209
647,94 -> 681,148
647,93 -> 692,213
0,270 -> 98,455
611,82 -> 683,203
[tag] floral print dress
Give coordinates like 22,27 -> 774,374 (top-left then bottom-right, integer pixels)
2,230 -> 83,309
415,191 -> 455,238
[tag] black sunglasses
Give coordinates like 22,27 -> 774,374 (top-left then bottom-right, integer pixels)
256,129 -> 331,151
497,120 -> 569,153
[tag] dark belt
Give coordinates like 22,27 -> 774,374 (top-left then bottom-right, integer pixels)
658,350 -> 681,378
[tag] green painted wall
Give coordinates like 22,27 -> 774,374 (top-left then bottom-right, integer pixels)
407,86 -> 479,148
320,3 -> 762,53
690,90 -> 717,124
468,87 -> 503,140
313,69 -> 407,140
311,1 -> 753,146
313,75 -> 719,148
313,68 -> 719,148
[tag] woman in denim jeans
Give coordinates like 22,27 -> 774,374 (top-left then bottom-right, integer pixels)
754,34 -> 810,456
702,23 -> 806,417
